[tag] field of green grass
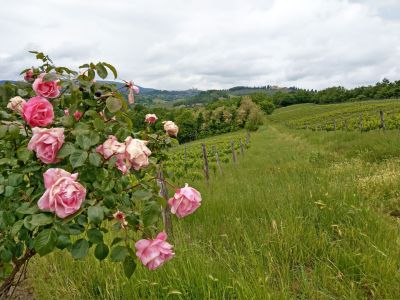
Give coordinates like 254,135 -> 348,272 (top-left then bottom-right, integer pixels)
29,104 -> 400,299
270,99 -> 400,131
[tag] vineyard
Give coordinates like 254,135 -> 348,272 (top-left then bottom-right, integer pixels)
269,99 -> 400,131
164,131 -> 250,182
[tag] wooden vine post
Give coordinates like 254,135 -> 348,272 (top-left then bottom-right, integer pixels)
359,114 -> 363,132
245,132 -> 250,145
201,143 -> 210,181
157,166 -> 173,236
379,110 -> 386,131
230,141 -> 237,164
213,145 -> 223,175
333,119 -> 337,131
239,139 -> 245,156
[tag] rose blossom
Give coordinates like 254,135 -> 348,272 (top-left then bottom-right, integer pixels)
163,121 -> 179,137
38,168 -> 86,218
135,232 -> 174,270
64,109 -> 70,116
22,96 -> 54,127
124,137 -> 151,171
113,210 -> 128,229
24,69 -> 34,82
145,114 -> 158,124
96,135 -> 126,159
168,183 -> 202,218
7,96 -> 26,113
32,73 -> 61,98
28,127 -> 65,164
73,111 -> 83,121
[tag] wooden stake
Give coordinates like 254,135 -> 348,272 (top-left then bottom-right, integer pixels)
157,167 -> 172,236
239,139 -> 244,156
201,143 -> 209,181
359,114 -> 363,132
213,145 -> 223,175
230,141 -> 237,164
380,110 -> 386,131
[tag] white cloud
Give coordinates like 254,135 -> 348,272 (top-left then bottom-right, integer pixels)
0,0 -> 399,90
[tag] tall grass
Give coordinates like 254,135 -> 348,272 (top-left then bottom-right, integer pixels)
30,123 -> 400,299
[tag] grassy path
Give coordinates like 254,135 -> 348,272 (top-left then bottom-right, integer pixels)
31,124 -> 400,299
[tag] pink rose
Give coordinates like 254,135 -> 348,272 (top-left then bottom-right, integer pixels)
22,96 -> 54,127
24,69 -> 34,82
64,109 -> 70,116
135,232 -> 174,270
145,114 -> 158,124
113,210 -> 128,229
32,73 -> 61,99
38,168 -> 86,218
73,111 -> 83,121
7,96 -> 26,113
163,121 -> 179,137
124,137 -> 151,171
168,184 -> 201,218
28,127 -> 65,164
96,135 -> 126,159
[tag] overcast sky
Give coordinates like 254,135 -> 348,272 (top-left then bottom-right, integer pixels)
1,0 -> 400,90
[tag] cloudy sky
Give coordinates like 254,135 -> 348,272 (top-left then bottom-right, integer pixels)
1,0 -> 400,90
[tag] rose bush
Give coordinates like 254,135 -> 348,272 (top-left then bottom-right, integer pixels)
0,51 -> 201,295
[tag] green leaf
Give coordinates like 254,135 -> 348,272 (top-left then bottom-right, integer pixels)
17,89 -> 28,97
93,118 -> 105,131
0,126 -> 7,138
103,62 -> 118,79
111,237 -> 123,246
69,150 -> 88,168
33,229 -> 57,256
87,206 -> 104,225
110,245 -> 129,262
106,97 -> 122,113
76,135 -> 92,150
29,213 -> 53,228
89,153 -> 102,167
1,249 -> 12,263
11,220 -> 24,237
87,228 -> 103,244
123,256 -> 136,278
56,235 -> 72,250
17,147 -> 32,162
43,73 -> 59,82
8,174 -> 23,186
57,143 -> 76,159
142,201 -> 161,228
96,63 -> 108,79
71,239 -> 89,259
94,243 -> 109,261
16,203 -> 39,215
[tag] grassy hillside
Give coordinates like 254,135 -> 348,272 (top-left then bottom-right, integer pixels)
30,115 -> 400,299
270,99 -> 400,130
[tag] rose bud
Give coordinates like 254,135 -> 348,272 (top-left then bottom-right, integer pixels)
145,114 -> 158,124
24,69 -> 34,82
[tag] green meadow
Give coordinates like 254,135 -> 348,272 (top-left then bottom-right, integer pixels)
30,103 -> 400,299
